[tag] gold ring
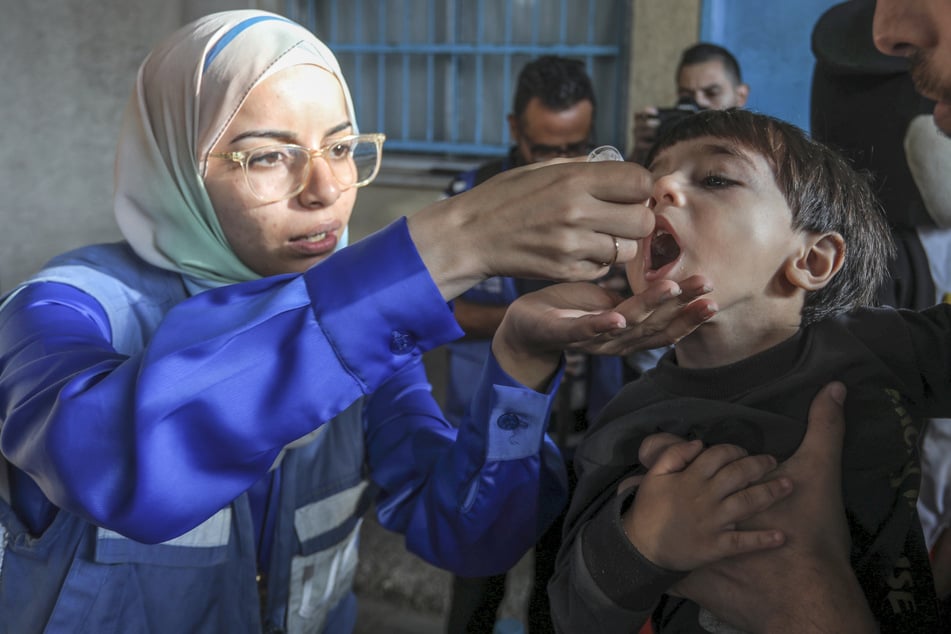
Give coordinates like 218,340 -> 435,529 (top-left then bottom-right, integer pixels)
601,235 -> 620,267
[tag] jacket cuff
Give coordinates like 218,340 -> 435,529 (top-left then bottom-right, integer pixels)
581,490 -> 686,611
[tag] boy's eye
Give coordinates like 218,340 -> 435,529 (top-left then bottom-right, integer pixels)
701,173 -> 733,188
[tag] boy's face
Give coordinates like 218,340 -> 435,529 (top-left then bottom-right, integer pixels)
628,136 -> 806,318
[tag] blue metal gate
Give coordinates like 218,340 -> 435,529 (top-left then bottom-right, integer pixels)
285,0 -> 629,157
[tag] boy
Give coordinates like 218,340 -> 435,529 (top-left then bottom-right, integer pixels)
550,108 -> 947,632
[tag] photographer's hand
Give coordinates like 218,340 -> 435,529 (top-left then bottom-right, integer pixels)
630,106 -> 660,165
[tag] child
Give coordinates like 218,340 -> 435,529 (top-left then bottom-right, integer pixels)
550,108 -> 948,632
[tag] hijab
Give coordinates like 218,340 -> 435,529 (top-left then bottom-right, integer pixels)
113,10 -> 357,288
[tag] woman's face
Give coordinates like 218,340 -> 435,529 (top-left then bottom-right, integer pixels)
204,65 -> 357,277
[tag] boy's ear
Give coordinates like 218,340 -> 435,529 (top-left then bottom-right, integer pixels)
785,232 -> 845,291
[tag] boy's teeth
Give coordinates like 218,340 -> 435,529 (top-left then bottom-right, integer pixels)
304,232 -> 327,242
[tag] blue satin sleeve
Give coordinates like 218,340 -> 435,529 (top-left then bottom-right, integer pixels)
0,219 -> 462,543
365,352 -> 569,577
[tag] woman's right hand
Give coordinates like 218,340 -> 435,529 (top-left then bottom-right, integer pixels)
407,160 -> 656,301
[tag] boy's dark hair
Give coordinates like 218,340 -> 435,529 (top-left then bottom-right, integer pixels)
678,42 -> 743,85
512,55 -> 597,122
649,108 -> 895,326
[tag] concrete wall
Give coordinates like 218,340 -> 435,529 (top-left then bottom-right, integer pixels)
627,0 -> 702,149
0,0 -> 279,291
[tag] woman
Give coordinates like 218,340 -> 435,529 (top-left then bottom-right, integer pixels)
0,10 -> 711,633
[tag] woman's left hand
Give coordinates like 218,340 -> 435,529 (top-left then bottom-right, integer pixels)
491,275 -> 716,389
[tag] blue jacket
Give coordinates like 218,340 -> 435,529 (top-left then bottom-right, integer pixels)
444,155 -> 625,430
0,219 -> 567,633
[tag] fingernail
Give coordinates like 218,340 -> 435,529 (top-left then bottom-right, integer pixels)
828,381 -> 846,405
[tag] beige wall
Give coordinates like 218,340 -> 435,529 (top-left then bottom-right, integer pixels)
0,0 -> 701,292
626,0 -> 702,150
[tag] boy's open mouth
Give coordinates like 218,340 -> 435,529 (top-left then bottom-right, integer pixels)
649,228 -> 681,271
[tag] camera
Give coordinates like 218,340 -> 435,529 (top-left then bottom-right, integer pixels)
654,96 -> 703,140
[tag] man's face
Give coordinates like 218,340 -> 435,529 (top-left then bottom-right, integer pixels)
508,96 -> 594,164
874,0 -> 951,134
677,60 -> 749,110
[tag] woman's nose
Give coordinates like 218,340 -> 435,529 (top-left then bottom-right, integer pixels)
297,155 -> 342,207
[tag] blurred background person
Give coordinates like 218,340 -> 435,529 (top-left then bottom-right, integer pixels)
628,42 -> 749,165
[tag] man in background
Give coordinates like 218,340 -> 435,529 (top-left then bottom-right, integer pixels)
443,55 -> 600,431
628,42 -> 749,165
443,55 -> 620,634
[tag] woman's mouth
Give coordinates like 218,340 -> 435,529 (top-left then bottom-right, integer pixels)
299,231 -> 327,243
289,228 -> 338,256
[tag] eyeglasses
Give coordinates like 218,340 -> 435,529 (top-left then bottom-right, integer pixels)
209,133 -> 386,204
518,130 -> 595,162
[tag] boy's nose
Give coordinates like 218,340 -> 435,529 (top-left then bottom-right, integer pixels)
652,174 -> 686,208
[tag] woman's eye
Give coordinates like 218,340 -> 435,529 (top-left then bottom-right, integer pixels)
327,142 -> 353,160
248,149 -> 293,169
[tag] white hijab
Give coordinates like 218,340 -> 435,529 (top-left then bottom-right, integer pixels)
113,10 -> 357,288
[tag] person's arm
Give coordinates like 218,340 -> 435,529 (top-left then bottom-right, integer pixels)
363,275 -> 717,578
550,384 -> 876,634
669,383 -> 877,634
0,220 -> 460,543
549,483 -> 684,633
364,352 -> 567,576
549,438 -> 789,633
407,160 -> 656,301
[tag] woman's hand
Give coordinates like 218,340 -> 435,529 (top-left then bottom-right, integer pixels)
408,160 -> 657,301
490,276 -> 715,389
